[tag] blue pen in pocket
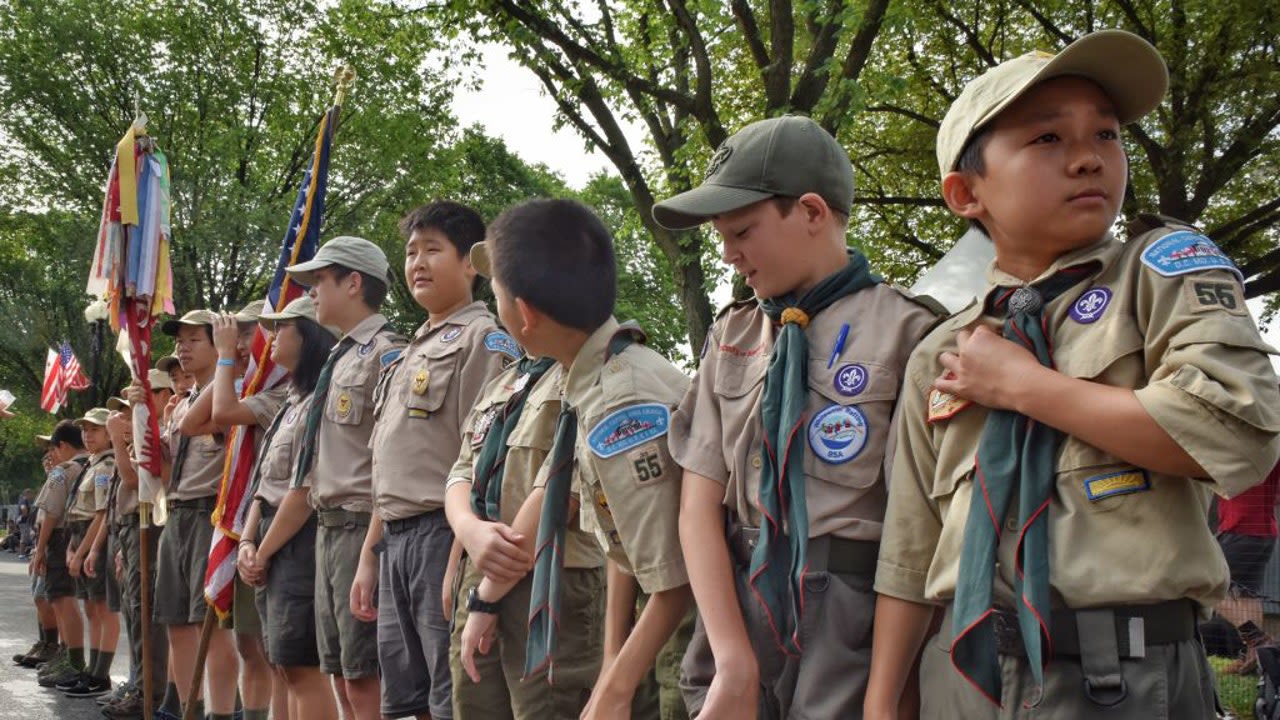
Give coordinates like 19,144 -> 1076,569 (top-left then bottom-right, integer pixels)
827,323 -> 850,369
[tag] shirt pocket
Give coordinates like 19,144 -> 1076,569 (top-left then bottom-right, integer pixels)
802,357 -> 900,489
404,344 -> 461,417
328,364 -> 371,426
507,396 -> 557,453
1056,313 -> 1144,381
712,354 -> 768,479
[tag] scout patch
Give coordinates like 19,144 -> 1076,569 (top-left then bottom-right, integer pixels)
1084,469 -> 1150,501
336,391 -> 352,418
358,339 -> 375,357
380,349 -> 402,368
94,473 -> 111,488
484,331 -> 521,360
1183,277 -> 1247,316
834,363 -> 868,397
587,403 -> 671,459
412,369 -> 430,396
441,327 -> 463,343
511,372 -> 532,394
1140,231 -> 1243,281
50,468 -> 66,485
285,406 -> 300,425
471,408 -> 498,447
927,386 -> 972,424
626,444 -> 664,484
807,404 -> 868,464
595,489 -> 611,516
1069,287 -> 1112,324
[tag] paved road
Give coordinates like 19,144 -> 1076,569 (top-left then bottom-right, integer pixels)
0,551 -> 127,720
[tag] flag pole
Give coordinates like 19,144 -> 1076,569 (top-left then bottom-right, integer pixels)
139,501 -> 155,719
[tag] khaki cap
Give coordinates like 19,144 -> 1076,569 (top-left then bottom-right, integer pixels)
156,355 -> 181,373
106,396 -> 130,412
258,295 -> 341,338
936,29 -> 1167,179
74,407 -> 112,427
470,242 -> 493,278
160,309 -> 217,336
652,115 -> 854,230
233,299 -> 266,324
285,235 -> 389,286
35,434 -> 51,449
148,368 -> 174,391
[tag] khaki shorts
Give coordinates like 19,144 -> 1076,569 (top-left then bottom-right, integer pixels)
315,510 -> 378,679
154,503 -> 216,625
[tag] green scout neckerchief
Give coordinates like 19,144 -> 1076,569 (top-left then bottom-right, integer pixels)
471,357 -> 556,521
293,337 -> 355,488
525,325 -> 644,680
951,263 -> 1099,705
753,249 -> 879,655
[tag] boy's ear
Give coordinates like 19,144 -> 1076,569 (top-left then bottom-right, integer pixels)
797,192 -> 831,230
514,296 -> 541,336
942,171 -> 985,222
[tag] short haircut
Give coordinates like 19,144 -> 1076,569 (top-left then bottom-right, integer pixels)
954,127 -> 993,235
399,201 -> 487,259
50,419 -> 83,450
330,265 -> 389,310
772,195 -> 849,228
290,317 -> 338,395
488,199 -> 616,332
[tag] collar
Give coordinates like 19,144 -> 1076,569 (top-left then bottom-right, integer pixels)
417,301 -> 488,340
344,313 -> 390,346
89,450 -> 115,464
564,316 -> 620,405
985,234 -> 1121,289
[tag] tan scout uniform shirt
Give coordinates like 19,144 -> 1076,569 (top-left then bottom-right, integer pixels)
670,286 -> 939,541
311,313 -> 406,512
244,384 -> 288,441
254,389 -> 312,508
371,302 -> 513,521
537,317 -> 690,593
70,451 -> 115,521
169,389 -> 227,500
112,444 -> 138,520
876,224 -> 1280,613
35,455 -> 89,530
449,362 -> 604,569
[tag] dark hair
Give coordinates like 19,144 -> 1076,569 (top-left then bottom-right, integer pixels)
954,128 -> 992,235
399,201 -> 486,259
50,419 -> 83,450
330,265 -> 389,310
772,195 -> 849,227
488,199 -> 616,332
289,318 -> 337,395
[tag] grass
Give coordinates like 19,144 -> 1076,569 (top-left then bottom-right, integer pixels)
1211,655 -> 1257,718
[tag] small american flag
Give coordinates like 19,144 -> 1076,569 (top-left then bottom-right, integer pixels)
39,342 -> 91,414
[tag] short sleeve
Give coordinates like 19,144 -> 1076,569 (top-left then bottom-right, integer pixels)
668,325 -> 729,483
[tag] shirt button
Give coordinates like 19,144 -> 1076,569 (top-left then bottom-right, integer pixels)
1005,518 -> 1017,531
751,455 -> 762,469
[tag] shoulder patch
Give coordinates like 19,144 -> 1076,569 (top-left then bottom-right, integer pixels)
1140,231 -> 1243,282
49,468 -> 66,485
94,473 -> 111,488
379,349 -> 402,368
587,403 -> 671,459
484,331 -> 521,360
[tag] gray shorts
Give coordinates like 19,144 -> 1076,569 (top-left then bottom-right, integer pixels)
40,528 -> 75,600
154,502 -> 216,625
255,510 -> 321,667
378,510 -> 453,719
315,510 -> 379,679
105,523 -> 125,612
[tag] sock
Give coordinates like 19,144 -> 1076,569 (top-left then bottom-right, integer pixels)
88,648 -> 99,676
93,650 -> 114,679
36,622 -> 45,644
161,681 -> 181,713
244,710 -> 270,720
68,646 -> 85,671
189,699 -> 205,719
210,714 -> 236,720
44,627 -> 58,646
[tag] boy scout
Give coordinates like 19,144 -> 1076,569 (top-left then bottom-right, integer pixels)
867,30 -> 1280,719
651,115 -> 940,718
157,309 -> 240,720
444,261 -> 606,715
463,199 -> 693,720
285,235 -> 406,720
59,407 -> 119,697
349,202 -> 514,720
31,420 -> 89,689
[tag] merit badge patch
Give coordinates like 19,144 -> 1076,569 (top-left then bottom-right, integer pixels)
358,339 -> 375,357
412,369 -> 430,396
1183,277 -> 1248,316
441,327 -> 463,343
471,408 -> 498,447
484,331 -> 521,360
1070,287 -> 1112,324
927,387 -> 971,424
587,403 -> 671,459
627,444 -> 664,484
380,349 -> 402,368
807,404 -> 869,464
1140,231 -> 1243,281
834,363 -> 869,397
336,391 -> 352,418
1084,469 -> 1150,501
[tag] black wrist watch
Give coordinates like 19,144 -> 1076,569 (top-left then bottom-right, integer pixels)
466,586 -> 501,615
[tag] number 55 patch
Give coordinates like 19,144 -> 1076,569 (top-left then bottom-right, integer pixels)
1184,277 -> 1247,316
627,444 -> 664,485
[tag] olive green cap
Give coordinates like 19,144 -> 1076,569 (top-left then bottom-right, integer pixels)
74,407 -> 111,427
652,115 -> 854,230
285,235 -> 389,286
160,309 -> 217,336
258,295 -> 341,338
936,29 -> 1167,179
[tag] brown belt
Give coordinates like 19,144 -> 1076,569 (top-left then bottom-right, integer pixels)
727,524 -> 879,577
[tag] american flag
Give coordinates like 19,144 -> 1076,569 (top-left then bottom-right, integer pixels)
39,342 -> 91,414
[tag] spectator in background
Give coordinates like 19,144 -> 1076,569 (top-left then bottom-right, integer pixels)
1217,458 -> 1280,674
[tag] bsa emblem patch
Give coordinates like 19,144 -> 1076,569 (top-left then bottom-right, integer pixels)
834,363 -> 868,397
927,387 -> 971,424
587,403 -> 671,459
1070,287 -> 1112,324
484,331 -> 521,360
336,392 -> 352,418
1084,469 -> 1150,501
441,327 -> 463,343
807,404 -> 869,465
357,340 -> 375,357
412,369 -> 430,396
1140,231 -> 1243,281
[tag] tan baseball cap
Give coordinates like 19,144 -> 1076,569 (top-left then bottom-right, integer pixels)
106,396 -> 130,412
936,29 -> 1167,179
35,434 -> 51,449
258,295 -> 341,338
148,368 -> 174,391
160,309 -> 218,336
156,355 -> 181,373
470,242 -> 493,278
285,235 -> 390,286
74,407 -> 111,427
234,300 -> 266,324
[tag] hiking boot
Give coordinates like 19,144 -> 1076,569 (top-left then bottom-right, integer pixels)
38,662 -> 80,688
36,647 -> 70,678
101,689 -> 143,718
63,674 -> 112,697
97,681 -> 133,705
13,640 -> 53,668
55,670 -> 92,692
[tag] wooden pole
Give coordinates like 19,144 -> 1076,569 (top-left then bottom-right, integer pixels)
139,502 -> 154,719
182,608 -> 217,720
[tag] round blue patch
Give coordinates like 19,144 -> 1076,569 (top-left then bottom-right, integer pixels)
357,340 -> 374,357
1070,287 -> 1112,324
441,327 -> 463,343
834,363 -> 868,397
807,404 -> 868,465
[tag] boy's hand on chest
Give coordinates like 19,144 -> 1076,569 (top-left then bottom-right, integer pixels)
935,325 -> 1048,412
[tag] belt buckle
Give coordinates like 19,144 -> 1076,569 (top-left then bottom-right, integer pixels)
343,520 -> 356,530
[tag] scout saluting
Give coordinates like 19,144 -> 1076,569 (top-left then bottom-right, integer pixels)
866,30 -> 1280,719
652,115 -> 940,718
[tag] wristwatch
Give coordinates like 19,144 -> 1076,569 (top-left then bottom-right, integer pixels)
466,586 -> 501,615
